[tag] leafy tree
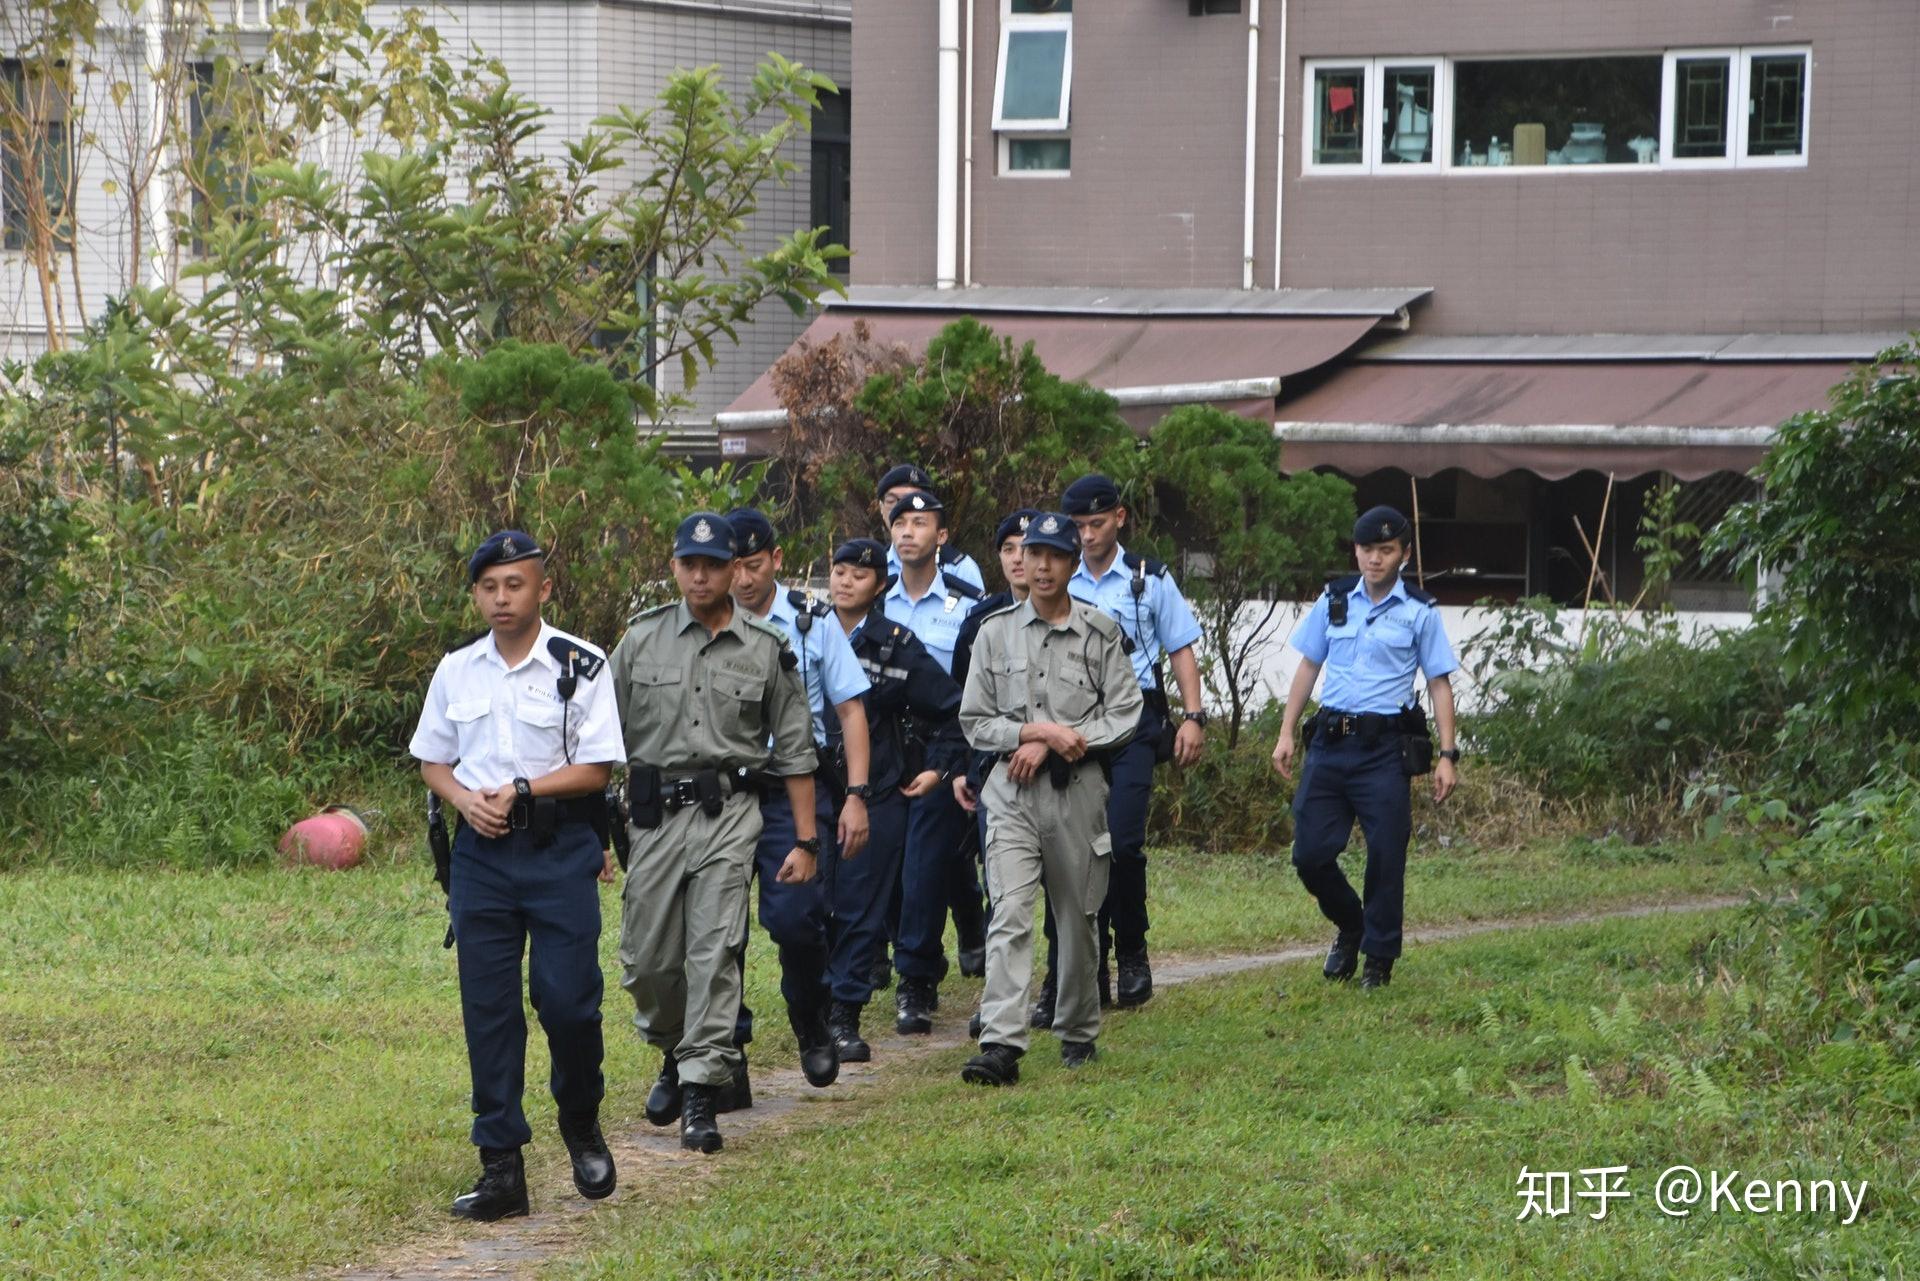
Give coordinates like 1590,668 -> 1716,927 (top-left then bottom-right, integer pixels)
1143,406 -> 1352,746
1709,341 -> 1920,736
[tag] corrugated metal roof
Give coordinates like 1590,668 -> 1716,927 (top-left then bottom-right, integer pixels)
1355,332 -> 1908,363
838,285 -> 1431,319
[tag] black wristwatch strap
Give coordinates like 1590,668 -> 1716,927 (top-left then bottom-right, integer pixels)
846,783 -> 873,800
1438,748 -> 1462,763
795,836 -> 822,855
1184,710 -> 1210,728
512,776 -> 533,801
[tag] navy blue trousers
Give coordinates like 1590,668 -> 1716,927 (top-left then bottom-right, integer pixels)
826,790 -> 907,1004
896,786 -> 972,982
735,787 -> 836,1046
1290,731 -> 1412,959
448,819 -> 605,1150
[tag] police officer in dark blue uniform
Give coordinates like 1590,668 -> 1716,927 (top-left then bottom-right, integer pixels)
1272,506 -> 1462,989
823,538 -> 964,1059
410,531 -> 623,1220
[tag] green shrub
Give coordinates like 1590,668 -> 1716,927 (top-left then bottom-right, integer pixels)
0,411 -> 85,768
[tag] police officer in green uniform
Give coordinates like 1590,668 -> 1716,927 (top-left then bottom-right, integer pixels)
958,513 -> 1143,1085
608,512 -> 819,1153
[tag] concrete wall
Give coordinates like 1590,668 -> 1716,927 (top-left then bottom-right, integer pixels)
851,0 -> 1920,336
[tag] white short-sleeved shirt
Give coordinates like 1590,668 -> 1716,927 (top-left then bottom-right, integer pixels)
409,621 -> 624,791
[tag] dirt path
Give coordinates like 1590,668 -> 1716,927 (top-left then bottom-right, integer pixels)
329,894 -> 1746,1281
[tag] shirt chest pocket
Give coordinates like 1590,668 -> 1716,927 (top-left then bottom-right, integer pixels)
994,659 -> 1032,713
514,698 -> 563,730
710,672 -> 763,739
446,698 -> 492,753
1047,663 -> 1101,722
1326,621 -> 1362,670
1366,619 -> 1418,673
625,664 -> 683,728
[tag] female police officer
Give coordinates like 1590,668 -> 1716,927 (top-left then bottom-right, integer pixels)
1271,506 -> 1461,990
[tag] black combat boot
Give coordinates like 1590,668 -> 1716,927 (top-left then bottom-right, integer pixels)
680,1083 -> 723,1154
1116,948 -> 1153,1008
1060,1039 -> 1098,1069
829,999 -> 871,1063
644,1055 -> 682,1127
557,1112 -> 616,1200
895,977 -> 936,1035
450,1146 -> 528,1221
967,1005 -> 984,1040
1359,954 -> 1394,990
1324,928 -> 1362,980
869,948 -> 893,993
1029,971 -> 1057,1029
960,1042 -> 1023,1087
790,1002 -> 840,1088
715,1052 -> 754,1113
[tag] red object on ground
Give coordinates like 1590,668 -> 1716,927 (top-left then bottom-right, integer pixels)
279,806 -> 369,870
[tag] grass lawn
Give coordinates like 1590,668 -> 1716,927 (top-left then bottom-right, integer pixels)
0,837 -> 1777,1279
556,910 -> 1916,1280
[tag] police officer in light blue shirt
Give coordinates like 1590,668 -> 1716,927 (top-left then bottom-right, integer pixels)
1273,505 -> 1461,990
882,487 -> 986,1033
1056,473 -> 1208,1013
726,508 -> 874,1094
877,462 -> 986,591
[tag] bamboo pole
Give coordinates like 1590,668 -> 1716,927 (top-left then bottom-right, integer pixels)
1581,472 -> 1616,612
1409,475 -> 1426,589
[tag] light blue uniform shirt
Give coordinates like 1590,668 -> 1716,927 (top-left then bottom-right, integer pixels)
882,568 -> 976,674
1288,577 -> 1459,715
888,543 -> 985,592
767,587 -> 870,745
1068,544 -> 1203,691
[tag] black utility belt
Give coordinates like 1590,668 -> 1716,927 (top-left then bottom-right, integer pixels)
1306,707 -> 1432,777
997,749 -> 1113,791
627,764 -> 753,829
454,793 -> 601,840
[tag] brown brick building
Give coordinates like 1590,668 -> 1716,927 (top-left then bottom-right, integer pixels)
724,0 -> 1920,607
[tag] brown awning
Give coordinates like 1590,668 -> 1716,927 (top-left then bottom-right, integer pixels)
1274,360 -> 1853,480
717,308 -> 1381,453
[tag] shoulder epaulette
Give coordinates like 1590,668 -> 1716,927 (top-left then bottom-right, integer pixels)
627,601 -> 675,625
1402,578 -> 1436,606
1079,606 -> 1123,640
1329,574 -> 1361,594
938,545 -> 963,566
946,575 -> 984,602
965,591 -> 1012,621
743,612 -> 791,646
446,630 -> 487,654
786,587 -> 831,618
1122,550 -> 1170,578
545,633 -> 607,680
977,600 -> 1022,627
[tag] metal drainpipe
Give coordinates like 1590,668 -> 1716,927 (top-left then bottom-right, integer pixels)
1272,0 -> 1288,289
936,0 -> 960,288
1241,0 -> 1260,290
962,0 -> 976,286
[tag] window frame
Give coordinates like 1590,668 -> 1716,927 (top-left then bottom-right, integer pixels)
992,10 -> 1073,133
0,58 -> 75,253
1736,45 -> 1812,169
1302,47 -> 1812,178
997,131 -> 1071,178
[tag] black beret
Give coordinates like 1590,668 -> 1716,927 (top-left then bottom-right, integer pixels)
1353,505 -> 1411,545
832,538 -> 887,570
1022,511 -> 1081,555
725,507 -> 778,557
1060,474 -> 1122,516
887,489 -> 945,526
672,511 -> 737,561
994,509 -> 1041,549
876,463 -> 933,500
468,529 -> 544,583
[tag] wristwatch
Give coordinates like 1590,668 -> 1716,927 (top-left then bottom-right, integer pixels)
512,777 -> 533,802
845,783 -> 873,800
1184,710 -> 1210,729
1438,748 -> 1462,763
795,836 -> 822,855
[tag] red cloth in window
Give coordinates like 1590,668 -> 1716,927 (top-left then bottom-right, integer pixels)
1328,86 -> 1355,115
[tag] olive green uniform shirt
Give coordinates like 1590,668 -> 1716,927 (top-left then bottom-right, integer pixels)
609,600 -> 816,777
959,598 -> 1143,759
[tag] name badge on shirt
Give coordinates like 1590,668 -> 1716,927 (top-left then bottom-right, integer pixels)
944,596 -> 958,613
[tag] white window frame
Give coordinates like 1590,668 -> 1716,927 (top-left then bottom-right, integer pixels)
1661,47 -> 1740,169
997,132 -> 1071,178
1302,48 -> 1811,177
1302,58 -> 1445,175
1735,45 -> 1812,169
992,11 -> 1073,133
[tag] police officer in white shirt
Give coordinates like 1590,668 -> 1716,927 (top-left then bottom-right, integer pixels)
410,530 -> 625,1222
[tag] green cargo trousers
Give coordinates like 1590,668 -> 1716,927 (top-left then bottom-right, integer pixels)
977,762 -> 1113,1053
617,790 -> 761,1086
